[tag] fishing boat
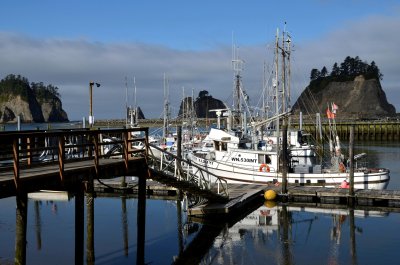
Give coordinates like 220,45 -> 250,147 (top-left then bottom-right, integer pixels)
188,27 -> 390,190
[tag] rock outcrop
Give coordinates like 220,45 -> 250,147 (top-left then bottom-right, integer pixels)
292,75 -> 396,119
178,91 -> 227,119
0,94 -> 68,123
38,98 -> 69,122
0,74 -> 69,123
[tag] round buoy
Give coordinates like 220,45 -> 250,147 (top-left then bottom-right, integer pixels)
264,189 -> 277,201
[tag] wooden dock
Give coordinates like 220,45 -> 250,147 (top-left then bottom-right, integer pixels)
188,184 -> 267,216
0,128 -> 149,198
188,184 -> 400,217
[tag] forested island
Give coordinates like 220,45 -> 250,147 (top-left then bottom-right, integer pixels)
0,74 -> 68,123
292,56 -> 396,119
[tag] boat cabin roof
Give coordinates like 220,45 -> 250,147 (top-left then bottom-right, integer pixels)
208,128 -> 240,144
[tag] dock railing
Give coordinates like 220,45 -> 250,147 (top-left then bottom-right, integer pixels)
147,143 -> 229,198
0,127 -> 149,189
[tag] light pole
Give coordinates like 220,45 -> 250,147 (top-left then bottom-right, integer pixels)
89,81 -> 100,127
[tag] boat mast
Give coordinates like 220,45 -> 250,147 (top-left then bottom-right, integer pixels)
125,76 -> 129,125
232,40 -> 244,130
163,73 -> 170,142
274,28 -> 280,142
133,76 -> 138,126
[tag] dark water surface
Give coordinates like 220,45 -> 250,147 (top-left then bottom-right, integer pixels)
1,124 -> 400,264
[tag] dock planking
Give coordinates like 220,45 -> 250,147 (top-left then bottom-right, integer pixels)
0,128 -> 149,198
188,184 -> 269,216
188,184 -> 400,217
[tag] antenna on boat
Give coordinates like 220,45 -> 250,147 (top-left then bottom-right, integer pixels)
163,73 -> 171,142
125,76 -> 129,125
133,76 -> 137,109
133,76 -> 138,126
231,33 -> 245,130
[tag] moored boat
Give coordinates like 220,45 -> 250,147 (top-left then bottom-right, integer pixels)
188,26 -> 390,190
188,128 -> 390,189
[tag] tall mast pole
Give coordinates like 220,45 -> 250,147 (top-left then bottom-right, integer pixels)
134,76 -> 137,109
281,28 -> 286,114
275,28 -> 280,142
125,76 -> 128,125
232,44 -> 244,129
287,33 -> 292,111
133,76 -> 138,126
163,73 -> 170,142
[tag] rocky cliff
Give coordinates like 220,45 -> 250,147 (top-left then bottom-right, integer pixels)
0,94 -> 68,123
0,74 -> 69,123
292,75 -> 396,119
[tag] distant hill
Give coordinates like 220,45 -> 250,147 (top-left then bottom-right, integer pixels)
0,74 -> 69,123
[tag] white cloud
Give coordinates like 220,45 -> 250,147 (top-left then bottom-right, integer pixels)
0,14 -> 399,121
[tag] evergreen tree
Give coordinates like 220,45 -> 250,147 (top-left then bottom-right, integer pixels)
310,68 -> 321,80
320,66 -> 328,77
331,62 -> 340,76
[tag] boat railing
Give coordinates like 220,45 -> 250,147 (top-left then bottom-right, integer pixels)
147,143 -> 229,198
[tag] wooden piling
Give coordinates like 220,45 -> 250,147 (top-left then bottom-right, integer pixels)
281,124 -> 288,195
349,126 -> 355,204
75,184 -> 84,265
15,191 -> 28,265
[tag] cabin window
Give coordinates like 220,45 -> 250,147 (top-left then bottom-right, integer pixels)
258,154 -> 265,164
295,180 -> 299,183
214,141 -> 221,151
317,180 -> 326,184
221,142 -> 227,151
265,155 -> 271,164
306,180 -> 311,184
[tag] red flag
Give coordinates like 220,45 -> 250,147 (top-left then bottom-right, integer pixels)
326,108 -> 335,119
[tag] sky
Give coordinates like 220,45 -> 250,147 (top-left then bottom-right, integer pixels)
0,0 -> 399,121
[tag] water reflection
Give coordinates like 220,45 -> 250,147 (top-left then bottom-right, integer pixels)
3,191 -> 396,265
195,202 -> 390,265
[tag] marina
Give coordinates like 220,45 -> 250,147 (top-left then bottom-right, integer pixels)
0,32 -> 398,263
1,1 -> 400,264
0,126 -> 399,264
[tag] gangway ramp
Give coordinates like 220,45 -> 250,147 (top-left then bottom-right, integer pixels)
146,144 -> 229,203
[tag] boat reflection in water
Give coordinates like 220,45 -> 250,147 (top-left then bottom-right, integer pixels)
2,190 -> 397,265
195,202 -> 389,265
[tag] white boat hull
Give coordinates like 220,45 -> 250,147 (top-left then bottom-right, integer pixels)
189,154 -> 390,190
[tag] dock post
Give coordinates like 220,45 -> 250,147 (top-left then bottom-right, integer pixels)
15,191 -> 28,265
176,191 -> 184,255
86,193 -> 95,264
348,125 -> 355,205
176,126 -> 184,180
75,183 -> 84,265
281,124 -> 288,195
177,126 -> 182,160
121,197 -> 129,256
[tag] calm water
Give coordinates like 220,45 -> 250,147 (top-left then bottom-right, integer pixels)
1,124 -> 400,264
